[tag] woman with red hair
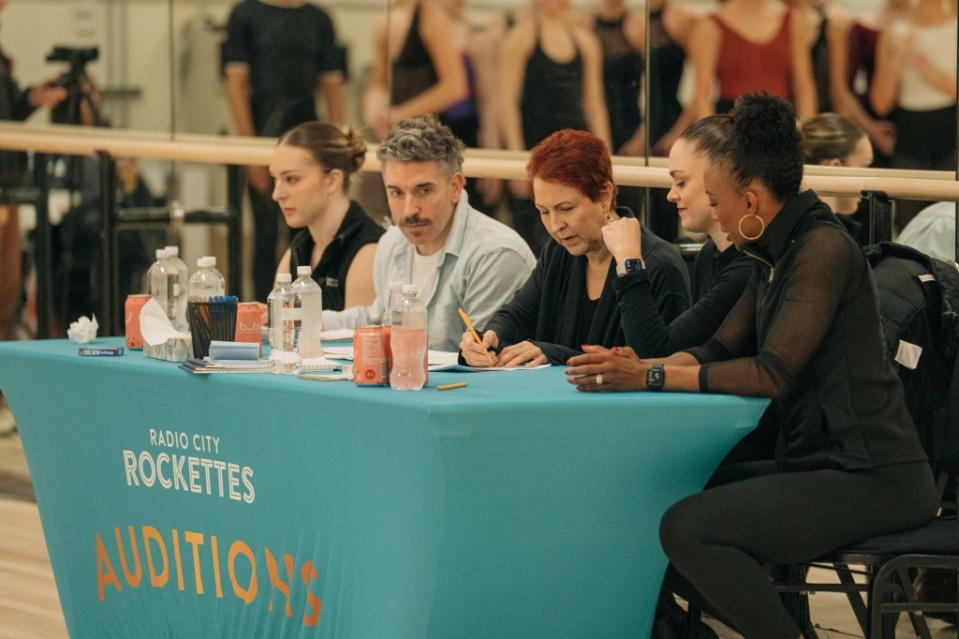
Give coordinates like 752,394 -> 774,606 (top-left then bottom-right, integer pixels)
459,129 -> 690,366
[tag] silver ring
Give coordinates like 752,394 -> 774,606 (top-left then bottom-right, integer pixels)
596,374 -> 604,385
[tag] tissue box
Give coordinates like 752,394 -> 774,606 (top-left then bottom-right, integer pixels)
144,335 -> 193,362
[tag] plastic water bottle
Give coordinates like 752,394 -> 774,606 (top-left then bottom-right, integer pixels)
381,280 -> 404,373
267,273 -> 297,374
382,280 -> 404,327
187,256 -> 225,302
290,265 -> 324,359
147,248 -> 175,323
164,245 -> 189,331
390,284 -> 428,391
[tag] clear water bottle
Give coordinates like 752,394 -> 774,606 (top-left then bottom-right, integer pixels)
390,284 -> 428,391
164,245 -> 189,331
147,248 -> 174,322
290,265 -> 324,359
267,273 -> 298,374
382,280 -> 404,327
187,256 -> 225,302
381,280 -> 404,373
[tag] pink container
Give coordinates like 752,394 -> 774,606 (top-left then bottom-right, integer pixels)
236,303 -> 264,356
124,294 -> 151,350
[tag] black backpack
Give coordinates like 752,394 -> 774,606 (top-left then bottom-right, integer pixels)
865,242 -> 959,473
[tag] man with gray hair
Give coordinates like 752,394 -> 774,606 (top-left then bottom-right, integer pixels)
322,115 -> 535,351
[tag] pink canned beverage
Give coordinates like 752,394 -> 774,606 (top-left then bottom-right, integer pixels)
236,303 -> 264,356
124,294 -> 151,349
353,326 -> 389,386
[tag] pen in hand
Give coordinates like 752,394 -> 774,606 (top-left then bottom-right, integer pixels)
457,307 -> 496,365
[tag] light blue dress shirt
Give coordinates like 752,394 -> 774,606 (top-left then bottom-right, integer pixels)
322,191 -> 536,351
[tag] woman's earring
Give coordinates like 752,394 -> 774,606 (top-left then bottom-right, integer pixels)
738,214 -> 765,241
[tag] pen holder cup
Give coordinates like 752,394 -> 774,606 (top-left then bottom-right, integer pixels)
188,298 -> 238,358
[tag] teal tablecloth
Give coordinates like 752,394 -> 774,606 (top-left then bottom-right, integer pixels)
0,338 -> 767,639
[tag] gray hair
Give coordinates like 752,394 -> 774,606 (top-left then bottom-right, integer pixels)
376,115 -> 465,174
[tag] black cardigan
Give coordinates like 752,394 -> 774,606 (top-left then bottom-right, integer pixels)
613,239 -> 752,357
484,221 -> 690,364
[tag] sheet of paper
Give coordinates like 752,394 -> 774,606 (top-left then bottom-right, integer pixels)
428,350 -> 551,372
325,346 -> 550,372
321,328 -> 355,341
324,345 -> 354,360
430,363 -> 552,372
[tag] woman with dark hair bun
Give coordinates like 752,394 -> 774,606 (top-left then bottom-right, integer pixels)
567,93 -> 935,638
270,122 -> 384,311
459,128 -> 690,367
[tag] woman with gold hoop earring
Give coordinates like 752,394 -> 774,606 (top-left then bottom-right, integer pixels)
566,93 -> 935,638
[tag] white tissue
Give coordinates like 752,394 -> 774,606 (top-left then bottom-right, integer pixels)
140,298 -> 189,347
67,315 -> 99,344
140,298 -> 192,362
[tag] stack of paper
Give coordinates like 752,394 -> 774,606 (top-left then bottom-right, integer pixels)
180,359 -> 274,374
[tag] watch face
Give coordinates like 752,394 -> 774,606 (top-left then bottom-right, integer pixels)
647,365 -> 665,389
625,259 -> 646,273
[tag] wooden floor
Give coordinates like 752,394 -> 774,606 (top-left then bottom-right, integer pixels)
0,498 -> 67,639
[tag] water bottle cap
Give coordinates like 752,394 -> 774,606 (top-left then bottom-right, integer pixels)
197,256 -> 215,268
297,265 -> 312,277
276,273 -> 292,283
164,246 -> 179,257
155,248 -> 168,259
402,284 -> 418,296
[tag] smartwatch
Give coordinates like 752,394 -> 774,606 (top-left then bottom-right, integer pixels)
646,364 -> 665,391
616,257 -> 646,278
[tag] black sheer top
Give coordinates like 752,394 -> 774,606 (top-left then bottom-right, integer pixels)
686,191 -> 927,471
288,201 -> 384,312
613,238 -> 752,357
484,209 -> 690,364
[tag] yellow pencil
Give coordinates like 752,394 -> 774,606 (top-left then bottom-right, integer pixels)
457,307 -> 495,363
437,382 -> 468,391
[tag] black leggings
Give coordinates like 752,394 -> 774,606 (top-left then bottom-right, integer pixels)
659,461 -> 937,639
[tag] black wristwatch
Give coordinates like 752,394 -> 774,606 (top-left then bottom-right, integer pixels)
616,257 -> 646,278
646,364 -> 665,391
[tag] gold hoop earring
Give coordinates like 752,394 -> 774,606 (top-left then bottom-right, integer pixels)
738,214 -> 765,241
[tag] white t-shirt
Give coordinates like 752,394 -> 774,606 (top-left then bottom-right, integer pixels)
410,248 -> 445,299
899,21 -> 958,111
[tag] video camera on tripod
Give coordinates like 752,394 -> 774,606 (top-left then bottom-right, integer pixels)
45,45 -> 99,125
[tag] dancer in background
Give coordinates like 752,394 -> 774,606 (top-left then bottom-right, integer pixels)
500,0 -> 610,253
870,0 -> 957,230
688,0 -> 817,120
222,0 -> 346,301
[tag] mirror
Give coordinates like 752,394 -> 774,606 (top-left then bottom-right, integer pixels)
171,0 -> 388,300
644,0 -> 958,235
379,0 -> 649,252
0,0 -> 175,337
1,0 -> 172,130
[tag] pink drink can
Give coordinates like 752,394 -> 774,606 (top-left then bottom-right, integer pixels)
354,326 -> 389,386
124,294 -> 151,350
